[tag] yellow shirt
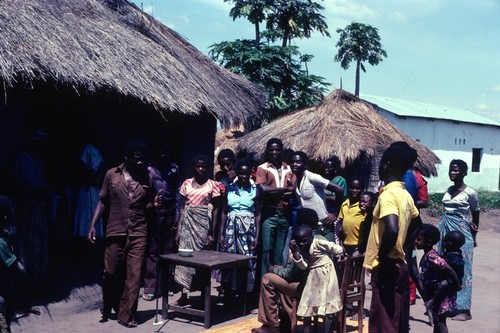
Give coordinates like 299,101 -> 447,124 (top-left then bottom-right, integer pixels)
338,198 -> 365,246
363,181 -> 419,270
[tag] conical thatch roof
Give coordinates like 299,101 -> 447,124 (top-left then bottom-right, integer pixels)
236,89 -> 440,177
0,0 -> 265,125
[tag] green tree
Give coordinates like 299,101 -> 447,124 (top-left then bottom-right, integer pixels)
211,0 -> 331,127
209,39 -> 328,123
334,22 -> 387,97
266,0 -> 330,47
224,0 -> 270,48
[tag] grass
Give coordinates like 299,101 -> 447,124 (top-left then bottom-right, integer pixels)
426,191 -> 500,217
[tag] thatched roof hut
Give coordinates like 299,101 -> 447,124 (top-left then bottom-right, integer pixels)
0,0 -> 265,125
236,90 -> 441,185
0,0 -> 266,181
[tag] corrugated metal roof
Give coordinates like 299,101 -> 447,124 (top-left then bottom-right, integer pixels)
361,94 -> 500,127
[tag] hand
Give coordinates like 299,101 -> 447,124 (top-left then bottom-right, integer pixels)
219,239 -> 226,250
250,240 -> 257,251
322,213 -> 337,227
87,227 -> 96,244
206,235 -> 214,247
269,265 -> 282,272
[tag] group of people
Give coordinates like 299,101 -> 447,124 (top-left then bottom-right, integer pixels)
0,134 -> 481,333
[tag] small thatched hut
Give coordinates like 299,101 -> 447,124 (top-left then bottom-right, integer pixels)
0,0 -> 266,183
236,89 -> 441,188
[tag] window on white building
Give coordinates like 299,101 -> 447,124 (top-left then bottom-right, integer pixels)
472,148 -> 483,172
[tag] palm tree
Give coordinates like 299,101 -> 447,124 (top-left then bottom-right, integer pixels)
224,0 -> 271,48
266,0 -> 330,47
334,22 -> 387,97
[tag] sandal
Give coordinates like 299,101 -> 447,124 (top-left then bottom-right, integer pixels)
142,293 -> 156,301
118,319 -> 138,328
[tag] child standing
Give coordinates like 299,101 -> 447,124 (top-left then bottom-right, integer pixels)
356,191 -> 376,255
337,177 -> 365,255
442,230 -> 465,290
415,224 -> 462,333
291,224 -> 344,333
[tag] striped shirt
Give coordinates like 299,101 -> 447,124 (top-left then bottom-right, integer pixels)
179,178 -> 221,206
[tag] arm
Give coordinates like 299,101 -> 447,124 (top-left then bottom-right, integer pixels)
253,189 -> 262,251
378,214 -> 399,263
356,213 -> 372,255
289,239 -> 307,270
175,196 -> 186,245
87,199 -> 106,244
404,215 -> 426,298
209,194 -> 222,247
218,192 -> 228,250
325,182 -> 344,217
471,210 -> 480,246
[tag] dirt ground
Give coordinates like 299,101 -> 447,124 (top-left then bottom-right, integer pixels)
9,209 -> 500,333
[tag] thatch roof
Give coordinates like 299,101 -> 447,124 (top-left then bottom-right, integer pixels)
236,89 -> 441,177
0,0 -> 265,125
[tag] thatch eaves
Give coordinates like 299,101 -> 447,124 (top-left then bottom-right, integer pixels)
0,0 -> 266,125
236,89 -> 441,177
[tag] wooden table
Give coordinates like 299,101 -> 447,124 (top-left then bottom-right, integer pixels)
160,250 -> 255,329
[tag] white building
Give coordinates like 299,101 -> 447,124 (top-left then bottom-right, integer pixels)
362,95 -> 500,193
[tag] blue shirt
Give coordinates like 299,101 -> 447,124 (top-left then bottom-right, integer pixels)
402,169 -> 418,204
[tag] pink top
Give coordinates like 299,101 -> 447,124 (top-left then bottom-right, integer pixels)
180,178 -> 221,206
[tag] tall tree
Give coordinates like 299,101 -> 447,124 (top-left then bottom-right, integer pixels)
209,39 -> 328,124
266,0 -> 330,47
224,0 -> 270,48
334,22 -> 387,97
211,0 -> 331,127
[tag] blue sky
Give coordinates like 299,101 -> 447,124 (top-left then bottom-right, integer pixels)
131,0 -> 500,123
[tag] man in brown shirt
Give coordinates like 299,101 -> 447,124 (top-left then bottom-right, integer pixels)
88,140 -> 155,328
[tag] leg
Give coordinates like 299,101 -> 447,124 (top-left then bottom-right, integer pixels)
432,314 -> 448,333
143,222 -> 159,298
272,209 -> 290,266
255,273 -> 300,329
118,236 -> 147,325
102,236 -> 126,319
323,314 -> 334,333
260,210 -> 277,280
368,259 -> 409,333
302,317 -> 312,333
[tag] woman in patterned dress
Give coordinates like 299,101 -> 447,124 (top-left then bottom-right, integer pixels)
219,159 -> 261,295
437,159 -> 480,321
174,154 -> 221,304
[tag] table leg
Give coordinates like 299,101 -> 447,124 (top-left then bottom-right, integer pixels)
238,263 -> 248,316
203,269 -> 212,328
162,263 -> 170,320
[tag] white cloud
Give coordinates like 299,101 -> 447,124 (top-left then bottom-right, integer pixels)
388,11 -> 408,23
477,103 -> 490,111
179,15 -> 189,25
494,85 -> 500,92
324,0 -> 380,20
197,0 -> 232,12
